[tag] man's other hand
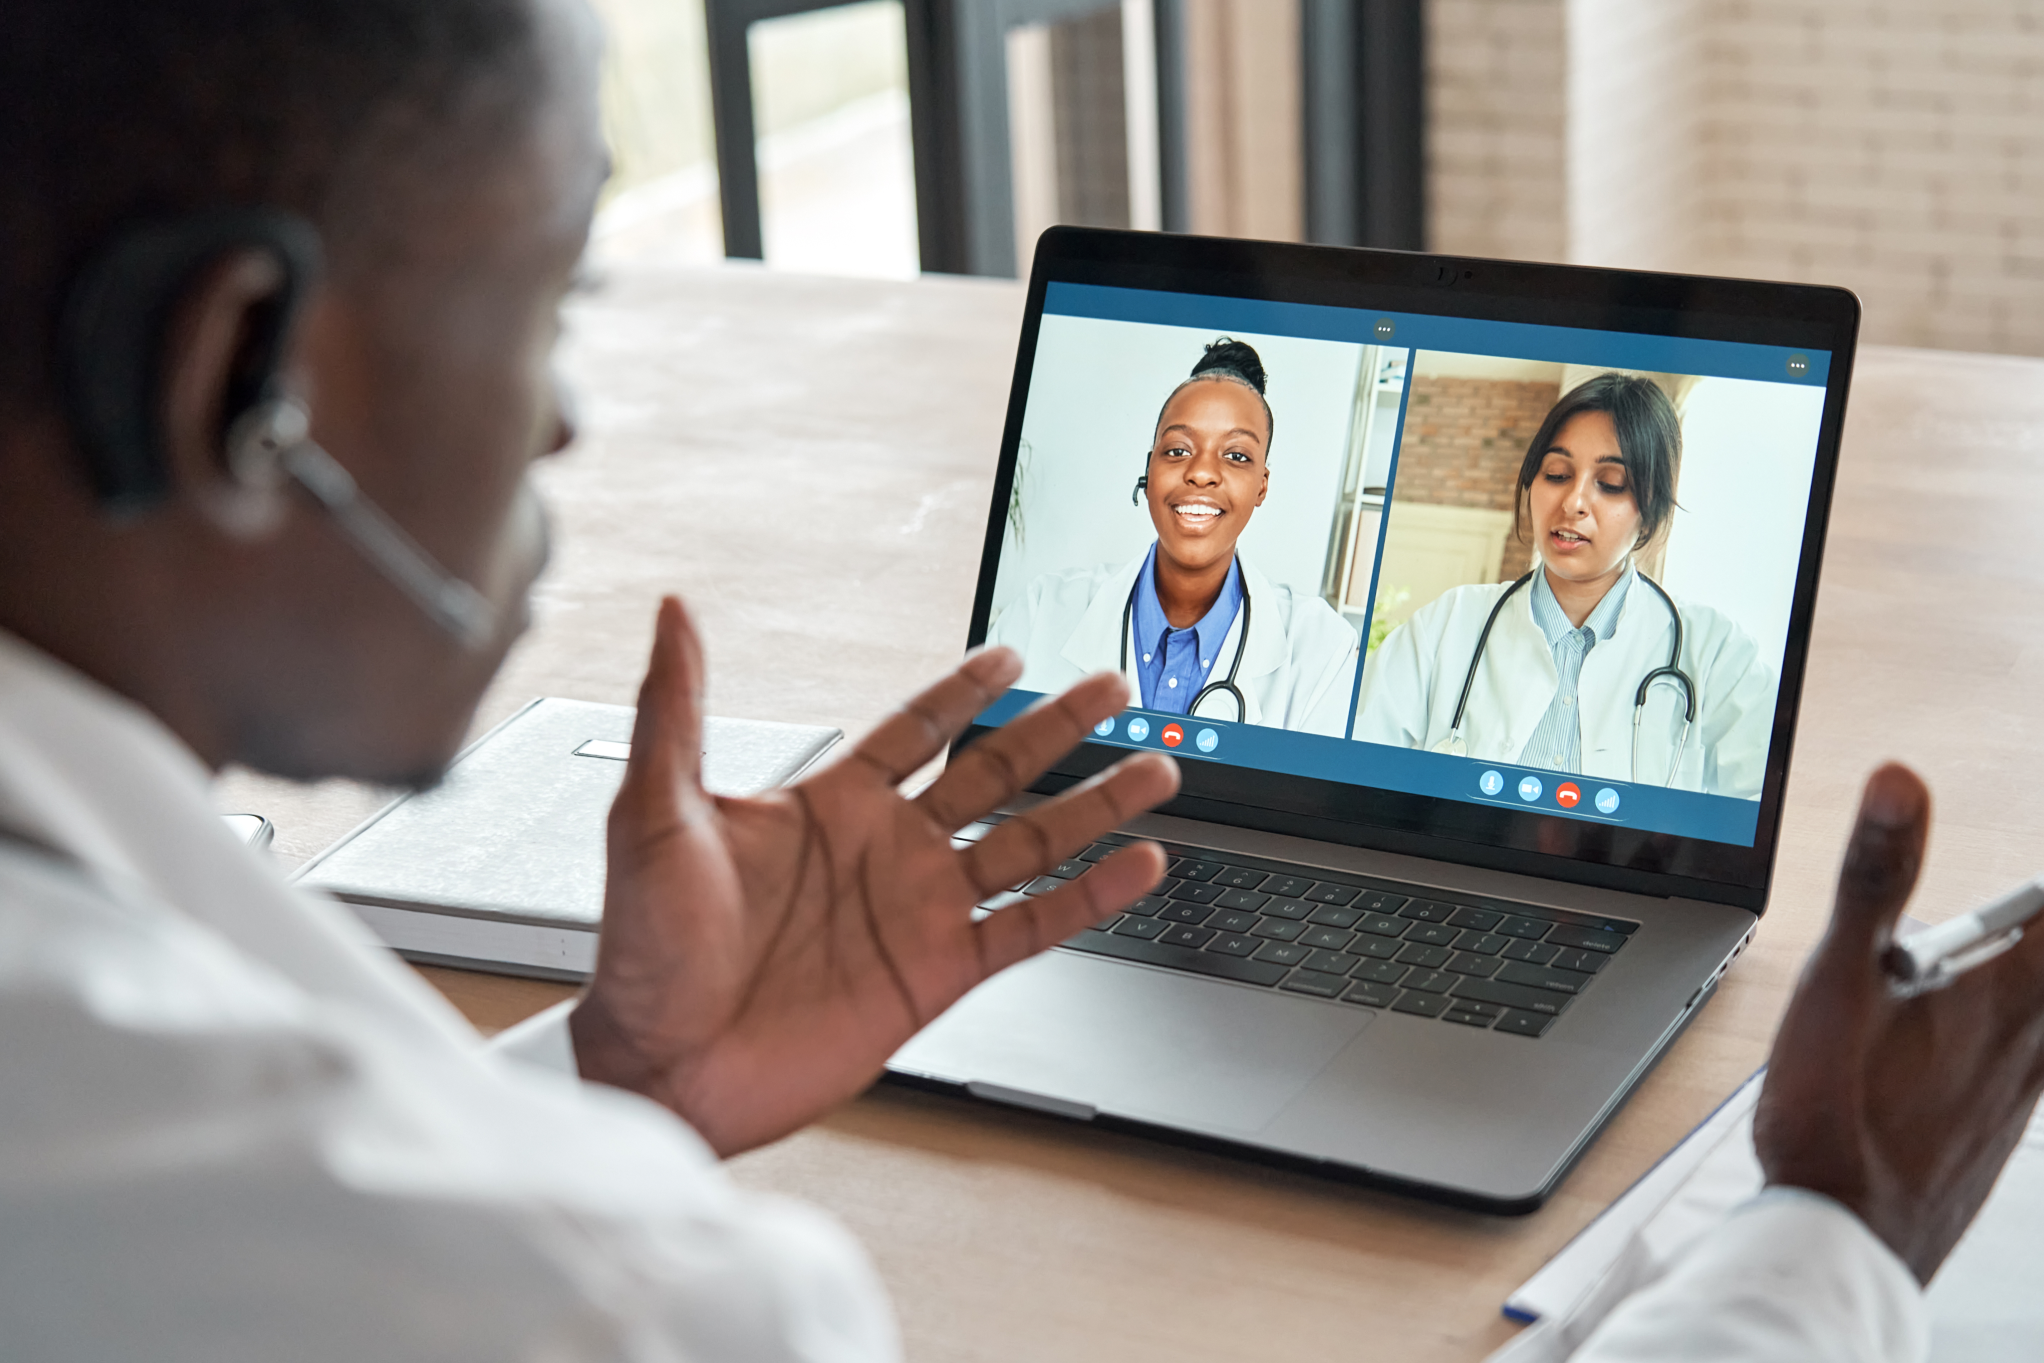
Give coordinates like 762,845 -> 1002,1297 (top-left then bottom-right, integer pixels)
570,596 -> 1181,1155
1756,762 -> 2044,1282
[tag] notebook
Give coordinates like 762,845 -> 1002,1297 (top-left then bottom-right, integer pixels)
294,697 -> 839,979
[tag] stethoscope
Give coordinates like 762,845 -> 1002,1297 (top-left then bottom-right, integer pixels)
1445,567 -> 1696,785
1119,570 -> 1254,723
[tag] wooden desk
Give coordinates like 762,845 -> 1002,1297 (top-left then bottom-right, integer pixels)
215,265 -> 2044,1361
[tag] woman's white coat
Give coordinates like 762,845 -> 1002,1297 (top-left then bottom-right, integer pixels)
1351,574 -> 1777,797
988,550 -> 1360,737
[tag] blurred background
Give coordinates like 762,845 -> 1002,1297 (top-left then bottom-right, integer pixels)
588,0 -> 2044,356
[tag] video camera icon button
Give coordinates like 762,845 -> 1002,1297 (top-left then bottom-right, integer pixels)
1126,717 -> 1151,743
1517,775 -> 1543,803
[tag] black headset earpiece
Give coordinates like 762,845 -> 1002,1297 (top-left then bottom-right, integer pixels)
57,207 -> 323,513
1131,474 -> 1148,506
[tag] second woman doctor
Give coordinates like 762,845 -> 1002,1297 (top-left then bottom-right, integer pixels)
989,339 -> 1359,736
1351,373 -> 1777,797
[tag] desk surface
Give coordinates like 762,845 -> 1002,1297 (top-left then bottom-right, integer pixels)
216,263 -> 2044,1362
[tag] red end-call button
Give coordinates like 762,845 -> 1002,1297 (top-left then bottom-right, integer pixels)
1555,782 -> 1581,809
1161,723 -> 1185,748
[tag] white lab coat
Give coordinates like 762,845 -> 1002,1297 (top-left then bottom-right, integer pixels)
0,628 -> 1929,1361
1352,576 -> 1777,797
988,550 -> 1360,736
0,630 -> 896,1362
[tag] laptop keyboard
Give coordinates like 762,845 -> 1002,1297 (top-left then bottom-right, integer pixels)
960,820 -> 1635,1038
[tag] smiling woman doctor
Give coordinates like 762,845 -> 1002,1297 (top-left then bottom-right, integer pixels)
1351,373 -> 1777,797
989,340 -> 1359,736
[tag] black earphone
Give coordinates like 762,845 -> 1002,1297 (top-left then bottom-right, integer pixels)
1131,474 -> 1147,505
57,208 -> 322,513
53,207 -> 495,647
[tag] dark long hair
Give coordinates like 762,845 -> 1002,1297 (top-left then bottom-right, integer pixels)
1514,373 -> 1681,551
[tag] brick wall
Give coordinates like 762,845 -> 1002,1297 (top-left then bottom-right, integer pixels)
1425,0 -> 2044,354
1426,0 -> 1569,264
1396,375 -> 1561,579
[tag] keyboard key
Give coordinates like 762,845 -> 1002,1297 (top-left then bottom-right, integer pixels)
1046,859 -> 1090,879
1498,914 -> 1551,939
1392,990 -> 1449,1017
1215,888 -> 1270,912
1494,1009 -> 1556,1037
1150,876 -> 1183,897
1122,894 -> 1170,918
1446,905 -> 1503,931
1546,925 -> 1626,954
1403,969 -> 1456,993
1111,916 -> 1166,940
1264,875 -> 1315,898
1399,899 -> 1456,922
1551,947 -> 1610,975
1261,898 -> 1313,921
1280,969 -> 1349,998
1303,949 -> 1362,974
1355,912 -> 1406,937
1350,959 -> 1408,985
1352,936 -> 1402,960
1063,928 -> 1289,985
1171,859 -> 1224,882
1216,867 -> 1268,889
1076,915 -> 1117,934
1299,925 -> 1355,951
1160,925 -> 1216,949
1445,952 -> 1502,977
1206,933 -> 1259,957
1158,901 -> 1212,925
1342,979 -> 1400,1009
1396,943 -> 1451,968
1304,884 -> 1360,906
1448,998 -> 1501,1018
1454,931 -> 1508,955
1024,877 -> 1065,895
1252,941 -> 1312,967
1078,842 -> 1120,862
1251,918 -> 1306,942
1494,961 -> 1596,995
1208,908 -> 1261,933
1499,939 -> 1559,965
1442,1007 -> 1498,1028
1403,922 -> 1459,947
1356,890 -> 1408,914
1306,903 -> 1363,928
1451,977 -> 1570,1015
1169,882 -> 1224,904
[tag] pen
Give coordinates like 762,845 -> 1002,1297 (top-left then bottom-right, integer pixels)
1883,878 -> 2044,993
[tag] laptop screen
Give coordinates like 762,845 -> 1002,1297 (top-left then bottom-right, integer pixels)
965,232 -> 1854,905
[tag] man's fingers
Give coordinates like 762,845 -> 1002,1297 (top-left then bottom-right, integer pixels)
974,843 -> 1170,976
619,596 -> 707,813
960,754 -> 1179,897
841,647 -> 1024,788
1823,762 -> 1931,969
918,672 -> 1132,832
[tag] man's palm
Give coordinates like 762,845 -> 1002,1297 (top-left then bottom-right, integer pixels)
571,598 -> 1177,1155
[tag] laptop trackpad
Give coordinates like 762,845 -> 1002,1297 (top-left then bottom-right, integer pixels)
890,950 -> 1373,1137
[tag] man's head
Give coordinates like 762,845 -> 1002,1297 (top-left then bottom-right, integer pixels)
0,0 -> 607,785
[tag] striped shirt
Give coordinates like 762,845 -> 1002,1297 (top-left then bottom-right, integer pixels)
1516,567 -> 1634,772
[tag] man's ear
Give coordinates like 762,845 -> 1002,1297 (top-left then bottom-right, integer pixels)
159,249 -> 301,540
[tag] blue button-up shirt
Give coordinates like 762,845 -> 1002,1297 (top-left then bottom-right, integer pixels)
1516,568 -> 1633,772
1132,545 -> 1244,714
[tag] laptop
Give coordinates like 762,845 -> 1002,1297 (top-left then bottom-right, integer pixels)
886,227 -> 1857,1213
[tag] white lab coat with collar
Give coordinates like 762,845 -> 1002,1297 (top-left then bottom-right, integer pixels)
0,630 -> 896,1362
988,551 -> 1360,736
0,630 -> 1929,1363
1352,575 -> 1777,797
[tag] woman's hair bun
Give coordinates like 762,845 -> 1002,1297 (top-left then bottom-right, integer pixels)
1191,337 -> 1267,394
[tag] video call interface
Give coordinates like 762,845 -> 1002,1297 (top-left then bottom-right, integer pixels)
974,283 -> 1833,849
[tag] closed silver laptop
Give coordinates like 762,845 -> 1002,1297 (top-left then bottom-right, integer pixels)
887,228 -> 1857,1211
